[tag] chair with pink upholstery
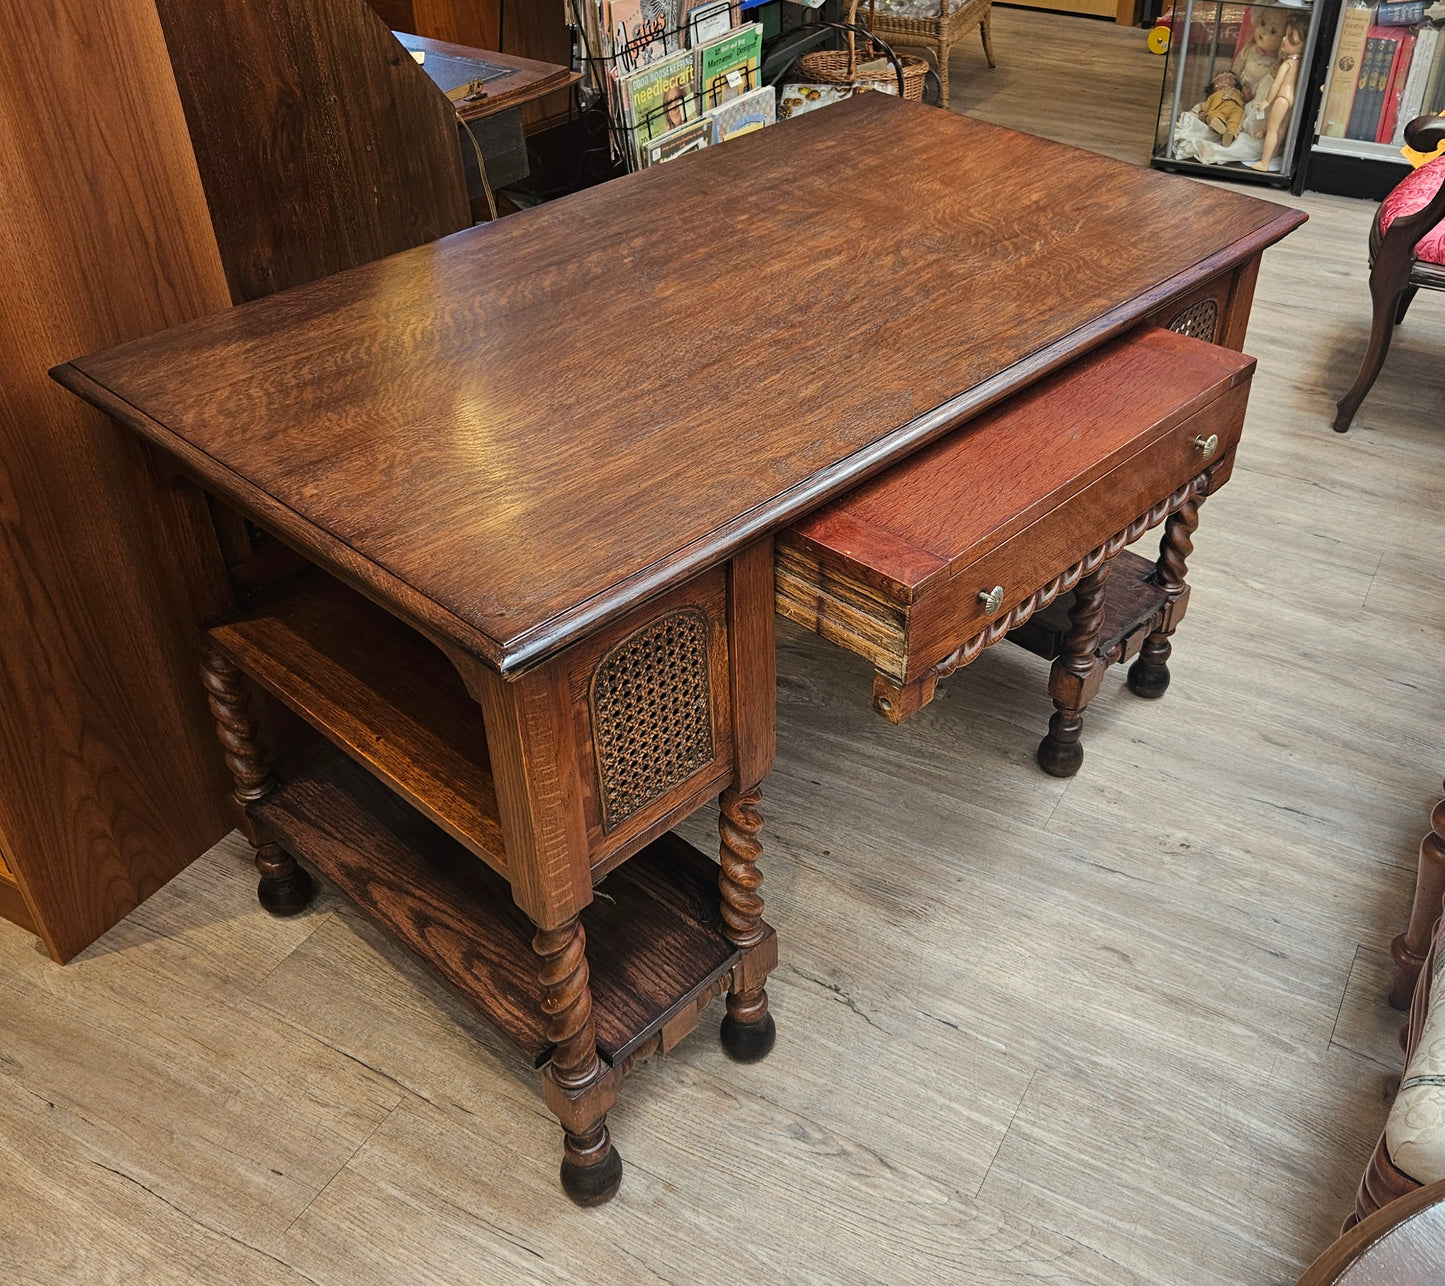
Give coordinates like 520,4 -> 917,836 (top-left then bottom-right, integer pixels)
1334,117 -> 1445,432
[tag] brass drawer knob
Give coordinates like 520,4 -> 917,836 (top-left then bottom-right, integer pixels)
1194,433 -> 1219,459
978,585 -> 1005,615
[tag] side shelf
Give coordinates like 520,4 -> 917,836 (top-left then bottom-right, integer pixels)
1007,549 -> 1172,667
207,570 -> 508,875
252,744 -> 744,1068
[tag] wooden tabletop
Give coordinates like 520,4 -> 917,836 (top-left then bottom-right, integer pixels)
394,32 -> 578,121
54,95 -> 1305,677
1295,1180 -> 1445,1284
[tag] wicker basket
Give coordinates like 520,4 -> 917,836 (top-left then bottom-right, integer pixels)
793,0 -> 929,102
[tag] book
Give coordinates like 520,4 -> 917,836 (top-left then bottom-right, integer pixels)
1322,3 -> 1374,136
1393,25 -> 1436,141
1376,1 -> 1428,23
685,0 -> 735,45
696,22 -> 763,108
1377,30 -> 1416,142
618,47 -> 698,168
706,83 -> 775,142
1346,34 -> 1391,139
642,115 -> 712,166
1427,24 -> 1445,111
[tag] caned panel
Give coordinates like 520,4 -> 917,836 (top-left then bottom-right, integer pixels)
590,608 -> 716,832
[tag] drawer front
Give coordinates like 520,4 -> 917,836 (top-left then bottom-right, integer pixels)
904,381 -> 1248,679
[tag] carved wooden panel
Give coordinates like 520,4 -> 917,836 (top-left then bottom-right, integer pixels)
590,608 -> 715,831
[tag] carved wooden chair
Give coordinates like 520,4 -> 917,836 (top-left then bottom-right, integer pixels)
864,0 -> 996,110
1334,117 -> 1445,432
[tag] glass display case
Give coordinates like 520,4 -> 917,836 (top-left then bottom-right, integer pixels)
1152,0 -> 1326,186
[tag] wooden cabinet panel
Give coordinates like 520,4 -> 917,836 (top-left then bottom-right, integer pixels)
0,0 -> 236,961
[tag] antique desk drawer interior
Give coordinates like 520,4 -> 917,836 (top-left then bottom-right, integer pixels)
775,328 -> 1255,687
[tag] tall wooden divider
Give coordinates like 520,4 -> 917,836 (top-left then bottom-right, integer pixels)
0,0 -> 237,960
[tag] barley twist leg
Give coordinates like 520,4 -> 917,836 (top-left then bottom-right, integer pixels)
718,785 -> 775,1062
1127,497 -> 1200,700
1038,558 -> 1113,778
533,916 -> 620,1205
199,641 -> 312,915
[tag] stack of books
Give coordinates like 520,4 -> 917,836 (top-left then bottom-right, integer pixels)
1321,1 -> 1445,145
575,1 -> 777,170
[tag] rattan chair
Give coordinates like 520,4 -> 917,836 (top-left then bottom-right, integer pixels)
863,0 -> 996,109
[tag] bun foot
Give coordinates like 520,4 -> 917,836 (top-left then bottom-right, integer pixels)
1127,656 -> 1171,700
257,866 -> 314,916
560,1135 -> 623,1207
1388,933 -> 1423,1011
720,1011 -> 776,1063
1037,733 -> 1083,778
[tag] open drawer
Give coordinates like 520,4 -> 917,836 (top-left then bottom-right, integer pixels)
776,327 -> 1255,732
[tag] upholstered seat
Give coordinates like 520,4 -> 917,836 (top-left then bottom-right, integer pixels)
1388,943 -> 1445,1186
1378,155 -> 1445,267
1353,915 -> 1445,1225
1334,116 -> 1445,431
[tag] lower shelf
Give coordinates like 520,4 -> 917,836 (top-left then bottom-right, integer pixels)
250,743 -> 742,1068
1006,548 -> 1171,665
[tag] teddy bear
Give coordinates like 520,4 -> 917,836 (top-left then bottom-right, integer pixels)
1231,6 -> 1284,102
1194,70 -> 1246,147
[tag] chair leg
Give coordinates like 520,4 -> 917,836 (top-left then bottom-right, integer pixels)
1334,263 -> 1411,432
936,38 -> 951,109
1396,285 -> 1419,325
980,13 -> 996,69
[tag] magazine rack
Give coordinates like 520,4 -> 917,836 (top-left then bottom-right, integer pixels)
573,12 -> 908,170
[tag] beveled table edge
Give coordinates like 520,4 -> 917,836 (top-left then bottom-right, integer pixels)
50,207 -> 1305,680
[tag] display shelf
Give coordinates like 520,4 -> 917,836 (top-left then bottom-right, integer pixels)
207,569 -> 507,875
1314,132 -> 1418,161
1007,548 -> 1172,665
1308,0 -> 1443,198
252,743 -> 745,1068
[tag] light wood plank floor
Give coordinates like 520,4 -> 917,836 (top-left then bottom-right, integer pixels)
5,9 -> 1444,1284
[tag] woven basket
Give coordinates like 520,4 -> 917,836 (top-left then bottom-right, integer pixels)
793,0 -> 929,102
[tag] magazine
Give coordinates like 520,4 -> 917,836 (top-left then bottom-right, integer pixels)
696,23 -> 763,108
619,48 -> 699,168
707,84 -> 776,143
643,116 -> 713,166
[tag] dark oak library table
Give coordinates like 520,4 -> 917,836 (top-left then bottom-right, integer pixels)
54,94 -> 1303,1204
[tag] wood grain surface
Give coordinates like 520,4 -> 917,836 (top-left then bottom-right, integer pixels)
0,8 -> 1435,1266
55,94 -> 1303,677
395,32 -> 579,121
207,569 -> 507,873
154,0 -> 472,305
0,0 -> 237,960
1297,1179 -> 1445,1285
251,744 -> 740,1066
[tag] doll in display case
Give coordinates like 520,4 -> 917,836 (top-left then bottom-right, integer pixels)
1168,5 -> 1288,167
1231,6 -> 1284,101
1247,12 -> 1306,172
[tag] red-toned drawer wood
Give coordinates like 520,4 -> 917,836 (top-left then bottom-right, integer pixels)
776,327 -> 1254,696
900,388 -> 1245,682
